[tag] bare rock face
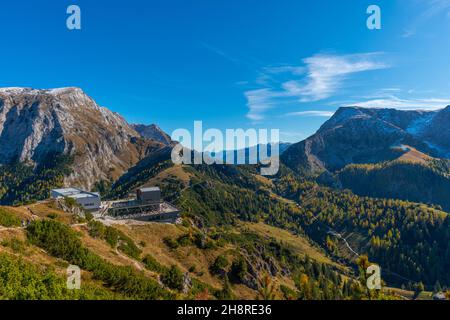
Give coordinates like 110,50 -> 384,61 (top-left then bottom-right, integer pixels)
131,123 -> 172,145
0,87 -> 164,190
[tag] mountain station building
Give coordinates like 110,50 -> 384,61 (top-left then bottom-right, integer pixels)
50,188 -> 101,211
107,187 -> 180,222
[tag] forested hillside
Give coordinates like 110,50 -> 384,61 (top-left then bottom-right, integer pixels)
0,154 -> 73,206
275,173 -> 450,289
336,159 -> 450,211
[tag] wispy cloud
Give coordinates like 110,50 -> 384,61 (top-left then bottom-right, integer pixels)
402,0 -> 450,37
200,42 -> 240,64
245,88 -> 279,121
348,95 -> 450,110
422,0 -> 450,19
285,110 -> 335,117
402,29 -> 416,38
283,53 -> 388,102
245,52 -> 389,121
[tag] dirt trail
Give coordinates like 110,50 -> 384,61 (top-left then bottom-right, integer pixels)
115,247 -> 144,271
0,226 -> 25,232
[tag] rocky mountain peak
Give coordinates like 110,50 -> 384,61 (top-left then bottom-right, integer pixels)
131,123 -> 172,145
282,105 -> 450,174
0,86 -> 84,97
318,106 -> 370,132
0,87 -> 164,190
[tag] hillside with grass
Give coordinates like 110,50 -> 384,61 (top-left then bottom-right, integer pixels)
1,200 -> 382,300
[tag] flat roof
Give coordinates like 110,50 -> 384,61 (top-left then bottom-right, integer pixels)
51,188 -> 100,199
52,188 -> 82,196
138,187 -> 160,192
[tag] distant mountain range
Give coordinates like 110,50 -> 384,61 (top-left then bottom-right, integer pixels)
2,87 -> 450,210
222,142 -> 292,164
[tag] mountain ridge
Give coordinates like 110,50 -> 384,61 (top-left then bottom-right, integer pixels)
131,123 -> 173,145
282,105 -> 450,174
282,105 -> 450,210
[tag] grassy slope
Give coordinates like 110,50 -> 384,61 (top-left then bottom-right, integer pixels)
0,197 -> 355,300
241,222 -> 337,267
112,164 -> 337,263
111,222 -> 258,299
0,216 -> 121,299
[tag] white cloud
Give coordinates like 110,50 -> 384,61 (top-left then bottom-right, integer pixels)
285,110 -> 335,117
286,53 -> 388,102
348,95 -> 450,110
245,53 -> 389,121
245,88 -> 280,121
263,65 -> 305,75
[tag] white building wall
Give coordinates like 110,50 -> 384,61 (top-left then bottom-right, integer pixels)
76,196 -> 101,211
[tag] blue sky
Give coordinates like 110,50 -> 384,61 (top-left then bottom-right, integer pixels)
1,0 -> 450,142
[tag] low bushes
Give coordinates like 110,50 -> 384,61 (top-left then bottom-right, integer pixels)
87,220 -> 142,259
27,220 -> 172,300
0,207 -> 21,227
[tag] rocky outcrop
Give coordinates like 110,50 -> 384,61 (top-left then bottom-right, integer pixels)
131,124 -> 172,145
